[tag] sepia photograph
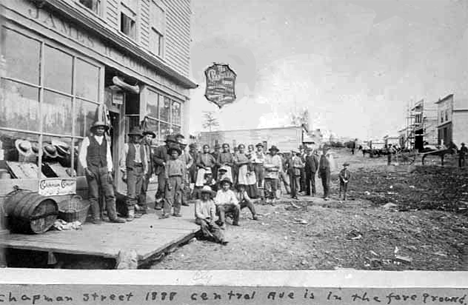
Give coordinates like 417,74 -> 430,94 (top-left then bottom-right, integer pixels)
0,0 -> 467,277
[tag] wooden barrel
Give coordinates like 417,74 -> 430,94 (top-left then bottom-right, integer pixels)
4,190 -> 58,234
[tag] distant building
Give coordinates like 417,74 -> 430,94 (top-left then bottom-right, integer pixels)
435,94 -> 468,146
198,126 -> 308,152
383,135 -> 400,147
406,99 -> 438,150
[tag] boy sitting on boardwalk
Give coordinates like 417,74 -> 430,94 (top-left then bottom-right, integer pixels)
339,162 -> 351,201
194,186 -> 228,245
214,177 -> 240,229
161,147 -> 185,219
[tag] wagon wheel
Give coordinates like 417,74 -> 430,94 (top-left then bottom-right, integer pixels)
408,151 -> 417,165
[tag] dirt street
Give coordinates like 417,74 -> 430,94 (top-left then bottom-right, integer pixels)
150,148 -> 468,271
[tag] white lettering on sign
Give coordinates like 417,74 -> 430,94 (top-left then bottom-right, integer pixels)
39,178 -> 77,196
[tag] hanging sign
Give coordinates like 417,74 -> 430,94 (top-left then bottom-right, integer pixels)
204,63 -> 237,108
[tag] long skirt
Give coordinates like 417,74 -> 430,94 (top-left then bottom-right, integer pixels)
238,165 -> 258,198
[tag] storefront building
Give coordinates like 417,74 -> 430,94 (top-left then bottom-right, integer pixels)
0,0 -> 197,202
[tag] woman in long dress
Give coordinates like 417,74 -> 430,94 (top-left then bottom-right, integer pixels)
195,144 -> 218,188
234,144 -> 259,198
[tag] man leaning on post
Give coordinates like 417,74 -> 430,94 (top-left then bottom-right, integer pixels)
78,121 -> 125,224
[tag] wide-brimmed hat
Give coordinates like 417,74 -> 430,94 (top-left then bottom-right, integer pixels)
200,185 -> 216,196
167,147 -> 182,156
174,133 -> 185,139
128,127 -> 143,137
165,135 -> 177,143
31,142 -> 40,156
219,165 -> 229,172
52,139 -> 70,157
214,144 -> 221,149
256,142 -> 264,148
343,162 -> 350,166
90,121 -> 109,131
43,143 -> 59,158
142,130 -> 156,138
269,145 -> 279,152
219,177 -> 233,186
189,143 -> 197,149
15,140 -> 33,157
204,168 -> 212,175
178,138 -> 188,146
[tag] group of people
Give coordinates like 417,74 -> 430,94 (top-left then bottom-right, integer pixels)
78,120 -> 352,244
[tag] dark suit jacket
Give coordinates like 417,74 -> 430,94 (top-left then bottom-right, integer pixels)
153,145 -> 170,175
305,154 -> 319,173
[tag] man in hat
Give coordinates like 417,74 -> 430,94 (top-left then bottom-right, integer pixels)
140,129 -> 156,212
188,143 -> 199,185
211,144 -> 221,181
153,134 -> 178,208
459,143 -> 467,168
252,143 -> 265,188
339,162 -> 351,201
305,148 -> 319,197
264,145 -> 282,205
178,138 -> 193,206
161,146 -> 186,218
318,146 -> 332,201
214,177 -> 240,229
120,127 -> 147,221
298,145 -> 307,193
78,121 -> 125,224
195,186 -> 228,245
289,150 -> 304,200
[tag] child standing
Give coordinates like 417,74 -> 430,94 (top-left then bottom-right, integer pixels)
161,147 -> 186,219
339,162 -> 351,201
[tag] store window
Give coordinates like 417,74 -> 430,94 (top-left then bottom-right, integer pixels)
2,28 -> 40,85
159,96 -> 171,122
0,27 -> 102,178
44,45 -> 73,94
143,88 -> 183,144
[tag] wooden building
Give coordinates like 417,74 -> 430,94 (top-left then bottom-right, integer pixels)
435,94 -> 468,147
198,126 -> 309,152
0,0 -> 196,211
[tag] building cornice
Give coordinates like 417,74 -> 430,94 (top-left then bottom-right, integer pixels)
40,0 -> 198,89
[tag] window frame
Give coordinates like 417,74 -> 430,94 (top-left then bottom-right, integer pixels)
120,1 -> 138,41
149,0 -> 166,58
0,25 -> 104,179
77,0 -> 104,17
143,87 -> 182,145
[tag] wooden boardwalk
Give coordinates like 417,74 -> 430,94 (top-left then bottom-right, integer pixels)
0,204 -> 199,267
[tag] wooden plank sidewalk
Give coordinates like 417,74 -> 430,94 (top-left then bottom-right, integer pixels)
0,204 -> 199,266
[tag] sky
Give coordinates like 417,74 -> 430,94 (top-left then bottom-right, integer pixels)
188,0 -> 468,140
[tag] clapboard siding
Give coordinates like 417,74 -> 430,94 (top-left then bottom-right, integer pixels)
105,0 -> 119,28
139,0 -> 151,49
199,127 -> 306,152
162,0 -> 191,77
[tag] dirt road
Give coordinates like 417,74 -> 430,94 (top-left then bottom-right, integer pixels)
150,148 -> 468,271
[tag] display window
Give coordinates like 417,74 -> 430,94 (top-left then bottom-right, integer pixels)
144,88 -> 182,145
0,26 -> 103,179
